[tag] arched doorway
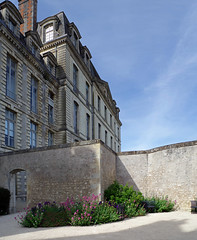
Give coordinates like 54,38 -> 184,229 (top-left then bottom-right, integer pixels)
9,169 -> 27,213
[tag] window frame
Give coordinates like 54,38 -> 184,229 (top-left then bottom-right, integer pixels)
105,130 -> 108,145
48,131 -> 54,146
30,77 -> 38,113
104,106 -> 107,121
110,136 -> 113,149
98,96 -> 101,113
73,64 -> 78,93
73,101 -> 79,134
86,82 -> 89,105
86,113 -> 90,140
45,24 -> 54,42
48,91 -> 54,124
30,122 -> 37,148
8,17 -> 16,33
6,55 -> 16,100
5,109 -> 15,148
98,123 -> 101,139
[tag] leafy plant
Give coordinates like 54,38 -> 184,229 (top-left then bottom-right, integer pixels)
124,200 -> 146,217
16,207 -> 44,228
91,202 -> 121,224
104,181 -> 144,204
144,196 -> 175,212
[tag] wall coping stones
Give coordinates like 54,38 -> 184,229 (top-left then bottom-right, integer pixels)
118,140 -> 197,156
0,140 -> 103,157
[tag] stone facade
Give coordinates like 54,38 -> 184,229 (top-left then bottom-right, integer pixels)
0,0 -> 121,154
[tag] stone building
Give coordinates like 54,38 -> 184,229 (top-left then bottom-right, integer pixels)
0,0 -> 121,211
0,0 -> 121,153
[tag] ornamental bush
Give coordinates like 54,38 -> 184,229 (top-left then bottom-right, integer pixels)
104,181 -> 144,205
144,196 -> 176,212
16,194 -> 121,227
0,188 -> 11,215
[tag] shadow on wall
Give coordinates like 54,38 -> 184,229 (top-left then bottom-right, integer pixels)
116,157 -> 140,192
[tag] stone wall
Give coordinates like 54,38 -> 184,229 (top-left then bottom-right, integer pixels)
0,140 -> 116,209
117,141 -> 197,210
1,139 -> 197,211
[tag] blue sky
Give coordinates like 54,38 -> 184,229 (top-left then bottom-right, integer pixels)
12,0 -> 197,151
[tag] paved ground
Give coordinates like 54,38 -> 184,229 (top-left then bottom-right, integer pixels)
0,211 -> 197,240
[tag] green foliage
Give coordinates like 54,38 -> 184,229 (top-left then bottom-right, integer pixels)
40,205 -> 70,227
18,208 -> 44,228
144,196 -> 175,212
15,192 -> 175,228
104,181 -> 144,204
91,202 -> 121,224
124,200 -> 146,218
0,188 -> 11,215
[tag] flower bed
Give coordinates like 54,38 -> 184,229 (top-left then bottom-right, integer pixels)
15,182 -> 176,228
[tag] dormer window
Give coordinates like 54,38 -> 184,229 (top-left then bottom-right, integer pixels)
49,62 -> 53,74
45,24 -> 54,42
85,54 -> 89,64
73,32 -> 78,48
31,43 -> 37,56
8,17 -> 16,33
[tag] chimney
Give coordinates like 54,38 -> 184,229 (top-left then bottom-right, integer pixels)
18,0 -> 38,34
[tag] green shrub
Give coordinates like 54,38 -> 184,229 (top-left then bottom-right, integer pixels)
104,181 -> 144,204
0,188 -> 11,215
144,196 -> 175,212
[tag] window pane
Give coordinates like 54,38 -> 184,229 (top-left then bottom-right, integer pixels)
6,57 -> 16,100
5,110 -> 15,147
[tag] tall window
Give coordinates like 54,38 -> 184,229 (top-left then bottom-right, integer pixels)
110,136 -> 113,149
45,24 -> 53,42
86,114 -> 90,140
117,127 -> 120,139
6,56 -> 16,100
105,130 -> 108,145
98,123 -> 101,139
114,122 -> 116,135
98,96 -> 101,113
110,114 -> 112,128
104,106 -> 107,121
30,122 -> 37,148
114,141 -> 116,152
5,109 -> 15,147
48,91 -> 54,124
31,77 -> 38,113
73,65 -> 78,93
74,101 -> 78,134
48,131 -> 53,146
86,82 -> 89,105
